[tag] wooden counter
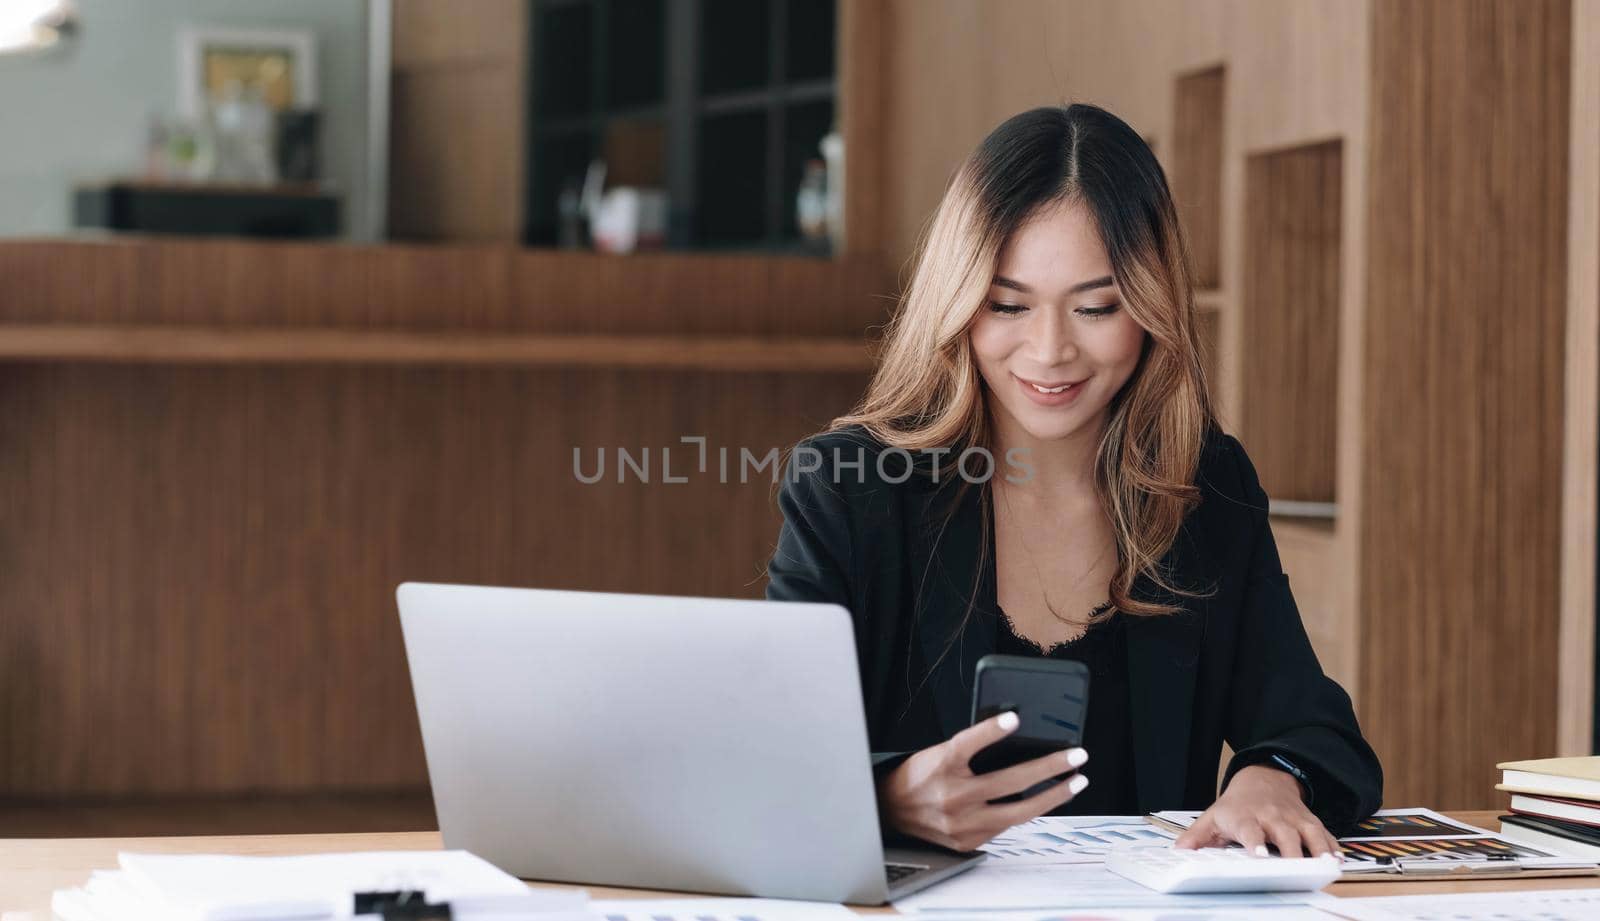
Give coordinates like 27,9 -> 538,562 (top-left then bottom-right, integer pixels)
0,238 -> 886,800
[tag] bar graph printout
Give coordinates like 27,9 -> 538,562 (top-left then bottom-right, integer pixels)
1149,808 -> 1490,841
982,816 -> 1177,865
891,861 -> 1324,912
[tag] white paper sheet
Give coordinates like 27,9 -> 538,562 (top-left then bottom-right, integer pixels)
589,897 -> 858,921
890,861 -> 1323,913
51,850 -> 588,921
1318,887 -> 1600,920
887,909 -> 1335,921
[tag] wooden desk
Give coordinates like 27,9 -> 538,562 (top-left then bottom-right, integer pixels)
6,812 -> 1599,918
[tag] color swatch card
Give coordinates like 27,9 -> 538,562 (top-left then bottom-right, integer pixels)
1341,809 -> 1491,839
1149,807 -> 1489,841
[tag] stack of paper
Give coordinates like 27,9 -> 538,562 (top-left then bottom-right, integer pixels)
51,850 -> 596,921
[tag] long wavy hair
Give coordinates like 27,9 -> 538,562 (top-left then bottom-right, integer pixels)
832,103 -> 1215,620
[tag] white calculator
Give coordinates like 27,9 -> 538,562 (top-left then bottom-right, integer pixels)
1105,844 -> 1343,893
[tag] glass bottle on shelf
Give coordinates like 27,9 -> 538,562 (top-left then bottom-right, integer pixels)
820,130 -> 845,253
796,159 -> 828,247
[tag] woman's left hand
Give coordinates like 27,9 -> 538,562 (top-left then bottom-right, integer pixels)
1173,764 -> 1341,858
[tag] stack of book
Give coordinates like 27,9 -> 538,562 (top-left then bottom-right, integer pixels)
1497,756 -> 1600,858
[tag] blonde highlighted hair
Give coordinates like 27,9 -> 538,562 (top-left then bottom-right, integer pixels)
833,103 -> 1215,618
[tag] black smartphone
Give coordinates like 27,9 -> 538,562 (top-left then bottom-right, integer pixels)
969,653 -> 1090,802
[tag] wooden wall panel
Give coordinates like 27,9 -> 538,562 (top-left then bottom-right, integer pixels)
1559,0 -> 1600,757
0,238 -> 887,797
1197,305 -> 1221,408
1172,66 -> 1226,290
0,241 -> 893,337
0,364 -> 867,796
388,67 -> 526,242
1241,141 -> 1342,504
1362,0 -> 1570,807
840,0 -> 886,257
388,0 -> 526,241
392,0 -> 523,65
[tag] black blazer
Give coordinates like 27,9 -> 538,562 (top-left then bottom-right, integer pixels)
765,424 -> 1382,832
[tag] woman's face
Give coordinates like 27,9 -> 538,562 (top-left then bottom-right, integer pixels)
970,199 -> 1148,445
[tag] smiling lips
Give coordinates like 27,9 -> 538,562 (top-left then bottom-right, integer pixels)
1015,373 -> 1088,407
1018,374 -> 1086,393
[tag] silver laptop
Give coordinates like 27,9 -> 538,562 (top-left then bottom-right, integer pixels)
396,582 -> 984,904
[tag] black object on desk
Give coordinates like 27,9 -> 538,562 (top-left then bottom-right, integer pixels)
74,179 -> 341,238
353,890 -> 452,920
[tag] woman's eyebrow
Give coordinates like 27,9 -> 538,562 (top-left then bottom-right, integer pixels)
992,274 -> 1115,295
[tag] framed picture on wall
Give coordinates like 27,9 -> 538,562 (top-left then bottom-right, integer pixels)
178,25 -> 317,116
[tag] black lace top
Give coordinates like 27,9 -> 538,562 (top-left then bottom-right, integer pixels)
994,604 -> 1138,815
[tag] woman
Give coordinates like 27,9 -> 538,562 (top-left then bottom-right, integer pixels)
765,104 -> 1380,859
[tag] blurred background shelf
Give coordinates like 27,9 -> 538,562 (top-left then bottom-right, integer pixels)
74,180 -> 342,240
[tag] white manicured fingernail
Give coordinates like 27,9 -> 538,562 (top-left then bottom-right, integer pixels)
1068,774 -> 1090,795
997,711 -> 1019,731
1253,845 -> 1270,858
1065,747 -> 1088,768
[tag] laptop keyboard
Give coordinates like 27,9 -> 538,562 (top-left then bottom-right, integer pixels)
885,862 -> 929,883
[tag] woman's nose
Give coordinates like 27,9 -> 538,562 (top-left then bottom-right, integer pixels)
1028,307 -> 1079,365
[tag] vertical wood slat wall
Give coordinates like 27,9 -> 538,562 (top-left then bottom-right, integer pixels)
839,0 -> 886,258
1361,0 -> 1571,806
1172,66 -> 1225,291
1558,0 -> 1600,758
1241,141 -> 1342,505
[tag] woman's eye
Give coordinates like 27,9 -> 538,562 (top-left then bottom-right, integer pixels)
1077,303 -> 1121,319
988,301 -> 1027,315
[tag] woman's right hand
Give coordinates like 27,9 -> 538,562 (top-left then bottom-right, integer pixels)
878,711 -> 1090,852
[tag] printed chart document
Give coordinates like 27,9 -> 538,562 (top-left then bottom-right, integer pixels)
982,816 -> 1176,865
886,909 -> 1333,921
1150,807 -> 1490,839
591,898 -> 858,921
1320,887 -> 1600,920
890,861 -> 1325,913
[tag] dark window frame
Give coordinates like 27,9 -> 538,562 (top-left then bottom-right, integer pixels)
526,0 -> 837,253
